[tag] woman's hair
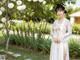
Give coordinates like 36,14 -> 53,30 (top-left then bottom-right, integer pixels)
55,4 -> 67,13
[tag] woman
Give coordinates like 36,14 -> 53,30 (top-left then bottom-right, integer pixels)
50,4 -> 72,60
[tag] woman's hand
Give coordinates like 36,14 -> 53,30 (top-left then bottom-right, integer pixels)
57,39 -> 60,43
54,38 -> 58,43
53,37 -> 60,43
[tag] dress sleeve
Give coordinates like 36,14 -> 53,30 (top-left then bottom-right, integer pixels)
50,23 -> 54,38
50,21 -> 56,42
50,20 -> 57,38
62,21 -> 72,42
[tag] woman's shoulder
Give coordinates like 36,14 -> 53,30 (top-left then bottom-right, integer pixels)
52,20 -> 58,27
53,20 -> 58,24
65,18 -> 70,22
64,18 -> 71,26
64,18 -> 70,24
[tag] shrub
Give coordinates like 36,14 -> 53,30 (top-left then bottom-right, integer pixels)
69,38 -> 80,58
72,24 -> 80,34
4,33 -> 51,54
8,20 -> 51,34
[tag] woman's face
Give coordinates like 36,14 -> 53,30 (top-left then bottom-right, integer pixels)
56,10 -> 64,19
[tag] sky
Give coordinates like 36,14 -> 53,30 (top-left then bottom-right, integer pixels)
75,0 -> 80,7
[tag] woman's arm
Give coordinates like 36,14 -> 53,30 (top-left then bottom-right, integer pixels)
62,21 -> 72,42
50,21 -> 59,43
50,24 -> 54,38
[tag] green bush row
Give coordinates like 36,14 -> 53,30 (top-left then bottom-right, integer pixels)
4,34 -> 51,54
72,24 -> 80,34
7,20 -> 80,35
8,20 -> 51,34
4,33 -> 80,58
1,20 -> 80,35
69,38 -> 80,58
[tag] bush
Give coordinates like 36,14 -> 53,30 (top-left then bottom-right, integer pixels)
3,30 -> 80,58
69,38 -> 80,58
9,20 -> 80,35
4,32 -> 51,54
8,20 -> 51,34
72,24 -> 80,34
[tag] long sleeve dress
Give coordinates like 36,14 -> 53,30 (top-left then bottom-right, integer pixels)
50,18 -> 72,60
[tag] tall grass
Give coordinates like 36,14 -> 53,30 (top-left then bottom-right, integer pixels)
3,20 -> 51,53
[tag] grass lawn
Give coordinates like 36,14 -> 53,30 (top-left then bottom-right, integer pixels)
0,44 -> 80,60
0,44 -> 49,60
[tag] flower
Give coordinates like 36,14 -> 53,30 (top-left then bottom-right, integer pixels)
8,3 -> 14,9
0,10 -> 2,15
22,4 -> 26,9
17,4 -> 26,11
43,1 -> 46,4
33,0 -> 37,2
27,0 -> 32,2
16,0 -> 22,6
11,0 -> 16,2
49,6 -> 53,10
0,24 -> 3,28
0,7 -> 5,12
1,17 -> 6,22
17,6 -> 22,10
42,1 -> 46,4
38,0 -> 44,2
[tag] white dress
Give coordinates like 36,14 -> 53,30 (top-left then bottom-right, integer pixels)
50,18 -> 72,60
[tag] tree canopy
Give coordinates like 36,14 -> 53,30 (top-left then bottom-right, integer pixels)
0,0 -> 76,23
